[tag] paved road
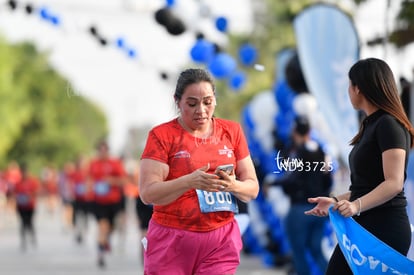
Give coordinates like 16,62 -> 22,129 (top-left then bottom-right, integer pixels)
0,199 -> 286,275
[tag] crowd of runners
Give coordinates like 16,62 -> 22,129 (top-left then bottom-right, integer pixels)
0,140 -> 152,268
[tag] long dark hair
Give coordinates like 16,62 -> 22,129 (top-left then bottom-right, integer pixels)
348,58 -> 414,147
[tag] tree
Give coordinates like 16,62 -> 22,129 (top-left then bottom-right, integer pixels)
0,38 -> 108,172
389,0 -> 414,47
353,0 -> 414,48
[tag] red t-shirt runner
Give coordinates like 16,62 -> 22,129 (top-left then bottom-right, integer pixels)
14,177 -> 40,210
88,158 -> 125,205
141,117 -> 250,232
69,168 -> 94,202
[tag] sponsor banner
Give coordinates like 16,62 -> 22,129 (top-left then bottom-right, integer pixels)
329,207 -> 414,274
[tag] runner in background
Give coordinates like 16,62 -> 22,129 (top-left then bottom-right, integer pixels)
13,163 -> 40,251
69,156 -> 94,244
3,161 -> 22,217
88,140 -> 127,268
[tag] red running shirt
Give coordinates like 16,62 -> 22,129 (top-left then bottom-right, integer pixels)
69,169 -> 94,202
14,177 -> 40,210
88,158 -> 126,205
141,118 -> 250,232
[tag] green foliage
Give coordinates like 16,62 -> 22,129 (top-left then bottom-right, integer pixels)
350,0 -> 414,48
0,38 -> 108,172
388,0 -> 414,47
398,0 -> 414,24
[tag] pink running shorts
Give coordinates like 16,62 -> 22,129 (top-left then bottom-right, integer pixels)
143,219 -> 242,275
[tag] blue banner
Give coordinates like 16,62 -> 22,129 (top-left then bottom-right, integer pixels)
329,207 -> 414,274
293,3 -> 359,165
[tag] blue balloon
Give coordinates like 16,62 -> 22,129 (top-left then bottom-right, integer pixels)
39,7 -> 50,20
215,16 -> 228,33
208,53 -> 236,79
116,37 -> 126,48
190,39 -> 215,64
275,112 -> 294,143
274,80 -> 295,113
50,15 -> 61,26
238,43 -> 258,66
228,71 -> 247,91
165,0 -> 176,7
127,48 -> 137,58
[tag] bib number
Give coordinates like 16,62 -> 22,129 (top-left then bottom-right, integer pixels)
94,181 -> 110,196
16,194 -> 30,205
196,189 -> 239,213
75,184 -> 86,195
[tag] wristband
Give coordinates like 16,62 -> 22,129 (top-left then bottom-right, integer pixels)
357,198 -> 362,216
332,196 -> 339,203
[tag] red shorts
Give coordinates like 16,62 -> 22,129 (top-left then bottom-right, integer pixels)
143,219 -> 242,275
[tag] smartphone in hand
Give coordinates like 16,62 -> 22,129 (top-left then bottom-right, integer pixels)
215,164 -> 234,177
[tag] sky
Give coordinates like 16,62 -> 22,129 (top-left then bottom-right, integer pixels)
0,0 -> 412,154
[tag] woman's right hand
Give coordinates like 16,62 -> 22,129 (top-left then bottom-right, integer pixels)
304,196 -> 336,217
186,164 -> 223,192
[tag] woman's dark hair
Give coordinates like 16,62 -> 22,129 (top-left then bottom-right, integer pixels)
348,58 -> 414,147
174,68 -> 215,101
293,115 -> 310,136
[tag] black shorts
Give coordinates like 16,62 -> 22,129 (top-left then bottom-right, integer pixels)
73,200 -> 94,214
93,202 -> 120,227
135,196 -> 153,230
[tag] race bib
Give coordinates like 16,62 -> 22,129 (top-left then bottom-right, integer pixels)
196,189 -> 239,213
94,181 -> 110,196
75,184 -> 86,195
16,194 -> 30,205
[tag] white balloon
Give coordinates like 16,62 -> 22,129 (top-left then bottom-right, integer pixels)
292,93 -> 317,117
248,90 -> 278,153
293,93 -> 340,159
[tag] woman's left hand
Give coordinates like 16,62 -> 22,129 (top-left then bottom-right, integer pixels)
333,199 -> 359,217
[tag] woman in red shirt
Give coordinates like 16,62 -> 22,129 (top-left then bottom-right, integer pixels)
88,141 -> 127,268
14,163 -> 40,251
139,68 -> 259,274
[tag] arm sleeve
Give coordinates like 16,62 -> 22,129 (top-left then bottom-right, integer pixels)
141,129 -> 169,164
376,116 -> 408,152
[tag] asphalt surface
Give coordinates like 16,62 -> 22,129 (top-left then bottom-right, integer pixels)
0,198 -> 286,275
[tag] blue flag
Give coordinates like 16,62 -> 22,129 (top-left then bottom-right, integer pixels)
293,3 -> 359,165
328,207 -> 414,274
406,150 -> 414,260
